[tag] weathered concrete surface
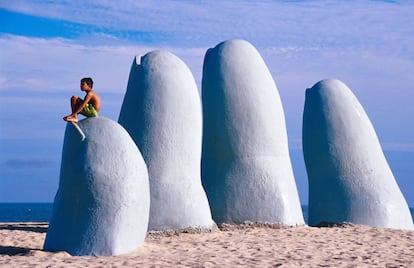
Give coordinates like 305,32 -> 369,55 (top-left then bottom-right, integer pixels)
201,39 -> 304,226
303,79 -> 413,230
119,51 -> 214,231
44,117 -> 150,255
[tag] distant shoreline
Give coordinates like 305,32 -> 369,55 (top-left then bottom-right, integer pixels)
0,203 -> 413,224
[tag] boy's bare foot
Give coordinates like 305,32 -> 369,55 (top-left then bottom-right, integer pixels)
63,115 -> 78,123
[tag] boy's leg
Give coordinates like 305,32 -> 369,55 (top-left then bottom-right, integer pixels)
71,96 -> 83,114
63,96 -> 83,122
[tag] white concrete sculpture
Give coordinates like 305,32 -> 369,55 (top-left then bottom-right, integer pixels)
118,51 -> 215,231
44,117 -> 150,255
303,79 -> 413,230
201,39 -> 304,225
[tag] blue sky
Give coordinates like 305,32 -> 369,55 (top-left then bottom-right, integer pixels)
0,1 -> 413,206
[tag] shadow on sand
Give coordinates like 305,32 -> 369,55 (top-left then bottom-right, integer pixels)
0,246 -> 38,256
0,223 -> 48,256
0,222 -> 48,233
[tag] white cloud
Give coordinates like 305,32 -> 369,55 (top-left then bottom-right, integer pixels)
2,1 -> 414,56
0,34 -> 157,93
382,142 -> 414,152
1,1 -> 413,148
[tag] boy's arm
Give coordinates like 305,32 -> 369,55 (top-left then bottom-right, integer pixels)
71,92 -> 95,115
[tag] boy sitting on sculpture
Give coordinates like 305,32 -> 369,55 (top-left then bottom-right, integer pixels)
63,77 -> 101,123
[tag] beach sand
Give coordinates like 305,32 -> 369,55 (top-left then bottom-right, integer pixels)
0,222 -> 413,267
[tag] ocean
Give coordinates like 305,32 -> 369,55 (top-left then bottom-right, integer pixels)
0,203 -> 413,224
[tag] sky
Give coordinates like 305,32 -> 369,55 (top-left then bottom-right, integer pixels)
0,0 -> 413,206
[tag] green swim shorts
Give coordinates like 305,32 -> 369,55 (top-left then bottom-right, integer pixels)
80,103 -> 98,117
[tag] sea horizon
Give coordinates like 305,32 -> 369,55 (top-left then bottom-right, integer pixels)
0,202 -> 413,224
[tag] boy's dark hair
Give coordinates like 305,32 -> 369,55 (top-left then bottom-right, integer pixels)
81,77 -> 93,88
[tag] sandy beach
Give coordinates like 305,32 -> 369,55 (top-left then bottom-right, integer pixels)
0,222 -> 413,267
